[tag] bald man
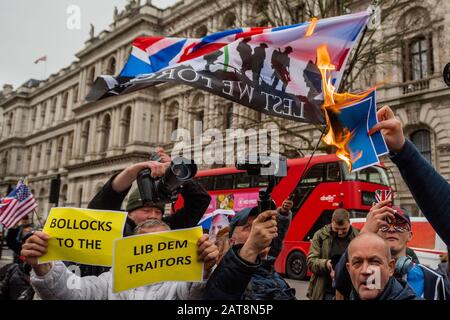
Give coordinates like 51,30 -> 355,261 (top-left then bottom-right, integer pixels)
346,233 -> 419,300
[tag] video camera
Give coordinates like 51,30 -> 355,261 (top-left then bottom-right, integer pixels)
236,155 -> 287,214
136,155 -> 197,205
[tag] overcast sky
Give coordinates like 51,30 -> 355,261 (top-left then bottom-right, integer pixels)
0,0 -> 177,89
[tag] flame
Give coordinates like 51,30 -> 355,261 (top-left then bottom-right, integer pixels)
305,18 -> 318,37
317,44 -> 376,171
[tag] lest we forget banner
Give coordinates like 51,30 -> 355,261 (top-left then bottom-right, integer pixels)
87,11 -> 371,125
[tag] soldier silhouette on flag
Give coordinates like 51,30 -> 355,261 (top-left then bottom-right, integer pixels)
237,37 -> 252,76
204,50 -> 223,72
271,46 -> 293,92
251,43 -> 268,86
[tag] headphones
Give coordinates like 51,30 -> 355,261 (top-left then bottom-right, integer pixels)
395,255 -> 414,276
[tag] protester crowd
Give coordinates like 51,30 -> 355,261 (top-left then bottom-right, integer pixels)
0,105 -> 449,301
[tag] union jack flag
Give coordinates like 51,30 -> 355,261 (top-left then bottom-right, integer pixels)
0,180 -> 37,229
375,189 -> 392,203
87,11 -> 371,124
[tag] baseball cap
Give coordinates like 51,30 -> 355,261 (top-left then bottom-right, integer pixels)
229,207 -> 259,236
393,206 -> 411,226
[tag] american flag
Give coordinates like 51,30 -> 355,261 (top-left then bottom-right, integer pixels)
0,180 -> 37,229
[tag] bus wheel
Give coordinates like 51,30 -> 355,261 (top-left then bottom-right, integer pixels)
286,251 -> 307,280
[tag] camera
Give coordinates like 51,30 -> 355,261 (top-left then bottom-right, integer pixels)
136,157 -> 197,204
236,155 -> 287,214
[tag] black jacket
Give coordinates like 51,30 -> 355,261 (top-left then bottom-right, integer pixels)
67,174 -> 211,276
205,245 -> 262,300
0,263 -> 34,300
349,277 -> 419,300
205,246 -> 296,300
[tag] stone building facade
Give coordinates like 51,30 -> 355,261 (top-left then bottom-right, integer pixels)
0,0 -> 449,220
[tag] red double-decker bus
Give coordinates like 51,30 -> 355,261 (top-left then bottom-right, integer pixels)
175,154 -> 392,279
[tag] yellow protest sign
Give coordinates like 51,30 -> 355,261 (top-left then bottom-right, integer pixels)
113,226 -> 203,293
39,207 -> 127,266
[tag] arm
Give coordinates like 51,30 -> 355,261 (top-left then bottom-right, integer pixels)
5,227 -> 22,255
205,246 -> 261,300
306,231 -> 329,275
88,174 -> 130,211
369,105 -> 450,247
30,261 -> 110,300
205,210 -> 277,300
268,208 -> 292,258
88,160 -> 170,211
390,140 -> 450,247
164,180 -> 211,230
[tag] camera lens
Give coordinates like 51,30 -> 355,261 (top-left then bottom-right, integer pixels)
171,164 -> 192,180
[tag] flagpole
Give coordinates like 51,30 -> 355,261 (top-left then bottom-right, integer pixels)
43,59 -> 47,80
33,208 -> 44,229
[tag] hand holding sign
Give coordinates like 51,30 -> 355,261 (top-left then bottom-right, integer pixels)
113,226 -> 209,293
197,234 -> 219,277
38,208 -> 127,266
21,231 -> 51,276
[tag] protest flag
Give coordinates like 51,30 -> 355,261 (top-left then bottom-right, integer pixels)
0,180 -> 37,229
86,11 -> 370,125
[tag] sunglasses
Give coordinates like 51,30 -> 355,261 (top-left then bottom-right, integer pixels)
379,218 -> 411,233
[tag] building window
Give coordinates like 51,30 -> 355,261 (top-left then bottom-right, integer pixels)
106,57 -> 117,75
222,12 -> 236,29
120,107 -> 132,146
61,92 -> 69,120
81,121 -> 90,155
50,97 -> 57,123
195,25 -> 208,38
73,85 -> 79,103
404,36 -> 433,81
100,114 -> 111,153
410,129 -> 431,163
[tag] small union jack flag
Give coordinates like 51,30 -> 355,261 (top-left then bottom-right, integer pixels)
0,180 -> 37,229
375,189 -> 393,203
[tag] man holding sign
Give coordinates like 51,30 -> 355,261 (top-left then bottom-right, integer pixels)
21,220 -> 218,300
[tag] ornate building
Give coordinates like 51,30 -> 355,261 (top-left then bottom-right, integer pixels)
0,0 -> 449,220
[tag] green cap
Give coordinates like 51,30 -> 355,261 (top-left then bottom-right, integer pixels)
126,188 -> 165,214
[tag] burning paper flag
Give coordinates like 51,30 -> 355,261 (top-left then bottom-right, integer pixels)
317,44 -> 388,171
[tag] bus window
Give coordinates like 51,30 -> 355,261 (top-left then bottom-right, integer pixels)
252,175 -> 269,188
196,176 -> 216,190
361,191 -> 376,206
215,174 -> 234,190
326,162 -> 341,182
302,210 -> 334,241
357,166 -> 389,186
342,164 -> 389,186
292,163 -> 325,214
301,163 -> 325,184
348,210 -> 369,219
234,173 -> 251,189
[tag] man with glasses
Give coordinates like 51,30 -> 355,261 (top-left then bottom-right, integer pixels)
335,200 -> 448,300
